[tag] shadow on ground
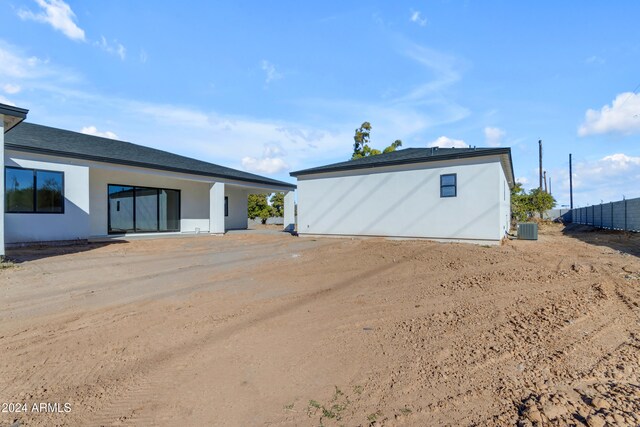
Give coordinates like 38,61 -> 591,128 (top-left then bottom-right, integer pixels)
5,241 -> 128,263
562,223 -> 640,257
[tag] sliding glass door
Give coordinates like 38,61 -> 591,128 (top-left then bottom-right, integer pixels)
159,189 -> 180,231
108,185 -> 135,233
135,187 -> 159,232
108,185 -> 180,234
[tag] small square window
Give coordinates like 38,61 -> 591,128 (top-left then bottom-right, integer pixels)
440,173 -> 457,198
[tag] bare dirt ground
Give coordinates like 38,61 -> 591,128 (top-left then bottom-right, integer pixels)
1,223 -> 640,426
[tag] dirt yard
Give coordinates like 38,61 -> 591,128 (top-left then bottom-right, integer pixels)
1,224 -> 639,426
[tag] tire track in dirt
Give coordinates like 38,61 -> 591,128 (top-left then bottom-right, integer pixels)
316,250 -> 640,425
1,238 -> 332,414
2,242 -> 303,316
83,244 -> 449,426
2,238 -> 322,426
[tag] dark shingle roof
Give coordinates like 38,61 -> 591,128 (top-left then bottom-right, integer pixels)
290,146 -> 514,186
5,123 -> 295,189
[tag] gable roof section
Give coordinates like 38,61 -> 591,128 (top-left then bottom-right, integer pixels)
290,147 -> 515,187
5,123 -> 295,189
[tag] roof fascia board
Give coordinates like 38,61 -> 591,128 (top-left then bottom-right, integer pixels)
295,154 -> 505,181
290,148 -> 511,177
1,105 -> 29,133
499,151 -> 515,189
292,149 -> 511,177
0,104 -> 28,119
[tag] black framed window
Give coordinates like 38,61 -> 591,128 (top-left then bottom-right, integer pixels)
5,166 -> 64,213
440,173 -> 457,198
224,196 -> 229,217
108,184 -> 180,234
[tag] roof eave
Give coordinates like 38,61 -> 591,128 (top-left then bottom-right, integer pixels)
501,156 -> 515,189
1,104 -> 29,133
6,144 -> 297,190
290,148 -> 512,177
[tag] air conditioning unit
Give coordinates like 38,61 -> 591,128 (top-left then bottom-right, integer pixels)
517,223 -> 538,240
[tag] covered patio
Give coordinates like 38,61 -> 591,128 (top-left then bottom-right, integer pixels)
3,113 -> 296,248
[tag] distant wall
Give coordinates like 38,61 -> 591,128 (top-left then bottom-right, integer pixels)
249,216 -> 284,225
544,208 -> 572,222
571,197 -> 640,232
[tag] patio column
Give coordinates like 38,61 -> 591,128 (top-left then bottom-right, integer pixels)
0,114 -> 4,257
283,190 -> 295,233
209,182 -> 225,234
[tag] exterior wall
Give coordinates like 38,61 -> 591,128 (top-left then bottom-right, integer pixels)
4,150 -> 289,243
283,190 -> 295,232
225,186 -> 248,230
4,151 -> 91,243
544,209 -> 572,220
90,167 -> 211,236
249,217 -> 284,225
296,156 -> 506,242
498,167 -> 511,236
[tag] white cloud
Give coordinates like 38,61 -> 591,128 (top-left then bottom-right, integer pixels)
0,40 -> 350,179
242,157 -> 289,174
292,39 -> 469,144
516,177 -> 529,185
262,144 -> 283,158
130,102 -> 210,128
594,153 -> 640,172
18,0 -> 85,41
17,1 -> 128,60
427,136 -> 468,148
95,36 -> 126,60
410,10 -> 427,26
578,92 -> 640,136
550,153 -> 640,206
242,144 -> 289,174
396,42 -> 462,102
484,126 -> 505,147
260,60 -> 282,84
80,126 -> 118,139
139,49 -> 148,64
0,95 -> 16,106
0,40 -> 81,86
0,42 -> 46,80
2,83 -> 21,94
110,100 -> 351,171
0,37 -> 469,181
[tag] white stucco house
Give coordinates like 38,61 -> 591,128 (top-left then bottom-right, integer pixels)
290,147 -> 514,244
0,103 -> 295,256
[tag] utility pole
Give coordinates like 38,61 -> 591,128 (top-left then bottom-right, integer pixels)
549,177 -> 552,195
569,153 -> 573,209
538,140 -> 543,190
543,170 -> 548,193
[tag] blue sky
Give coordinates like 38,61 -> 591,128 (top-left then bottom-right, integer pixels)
1,1 -> 639,207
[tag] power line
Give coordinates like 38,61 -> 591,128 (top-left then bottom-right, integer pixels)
618,81 -> 640,109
